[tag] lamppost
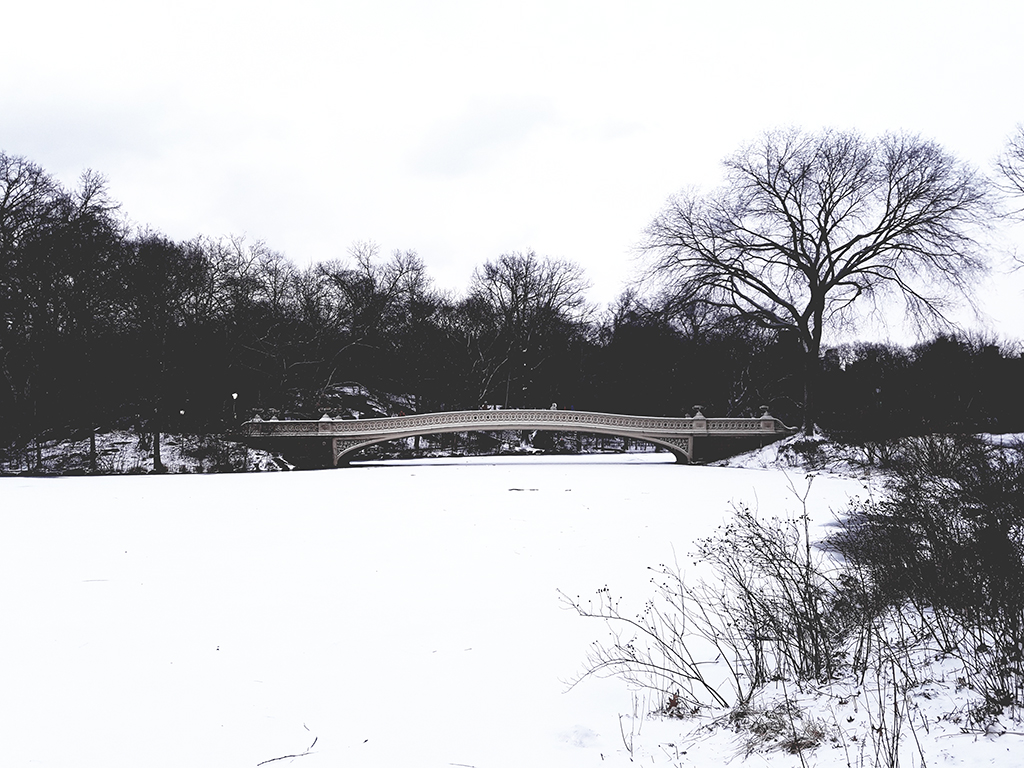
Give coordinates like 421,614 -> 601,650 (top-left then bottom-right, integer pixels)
232,392 -> 238,422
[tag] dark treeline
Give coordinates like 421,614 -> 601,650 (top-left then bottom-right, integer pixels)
3,151 -> 1023,454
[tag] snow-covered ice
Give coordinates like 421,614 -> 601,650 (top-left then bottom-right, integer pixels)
1,454 -> 1020,767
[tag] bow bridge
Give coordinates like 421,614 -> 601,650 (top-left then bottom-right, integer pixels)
242,408 -> 795,466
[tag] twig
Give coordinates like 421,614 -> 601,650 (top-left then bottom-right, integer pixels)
257,749 -> 315,766
937,729 -> 1024,738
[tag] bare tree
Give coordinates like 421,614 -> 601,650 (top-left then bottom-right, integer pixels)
996,123 -> 1024,205
0,153 -> 63,451
467,251 -> 591,407
0,157 -> 128,463
642,128 -> 994,434
315,242 -> 431,389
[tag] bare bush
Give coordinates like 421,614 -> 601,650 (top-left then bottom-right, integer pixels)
563,481 -> 845,714
566,437 -> 1024,767
560,572 -> 732,711
827,434 -> 1024,720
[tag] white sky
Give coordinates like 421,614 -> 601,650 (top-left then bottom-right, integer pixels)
4,0 -> 1023,341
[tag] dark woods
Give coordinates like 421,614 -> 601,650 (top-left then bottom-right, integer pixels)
2,151 -> 1023,453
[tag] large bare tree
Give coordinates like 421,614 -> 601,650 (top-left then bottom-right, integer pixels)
642,128 -> 994,434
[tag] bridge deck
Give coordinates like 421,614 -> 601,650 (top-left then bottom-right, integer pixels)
243,408 -> 794,466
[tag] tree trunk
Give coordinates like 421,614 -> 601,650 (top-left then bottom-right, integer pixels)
152,407 -> 163,473
801,348 -> 821,437
153,429 -> 163,472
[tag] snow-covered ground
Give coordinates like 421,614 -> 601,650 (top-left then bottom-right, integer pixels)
1,454 -> 1019,767
0,430 -> 284,475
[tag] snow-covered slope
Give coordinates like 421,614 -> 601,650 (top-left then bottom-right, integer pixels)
1,430 -> 285,474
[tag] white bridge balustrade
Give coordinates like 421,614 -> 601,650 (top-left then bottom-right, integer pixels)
242,407 -> 796,466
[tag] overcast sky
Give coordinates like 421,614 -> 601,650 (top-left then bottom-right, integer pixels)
4,0 -> 1023,342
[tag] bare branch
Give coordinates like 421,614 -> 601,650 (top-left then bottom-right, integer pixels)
996,123 -> 1024,209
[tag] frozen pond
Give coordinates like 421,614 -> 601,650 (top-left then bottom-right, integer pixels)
1,456 -> 868,767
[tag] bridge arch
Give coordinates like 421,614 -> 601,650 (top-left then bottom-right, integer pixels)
330,420 -> 692,464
